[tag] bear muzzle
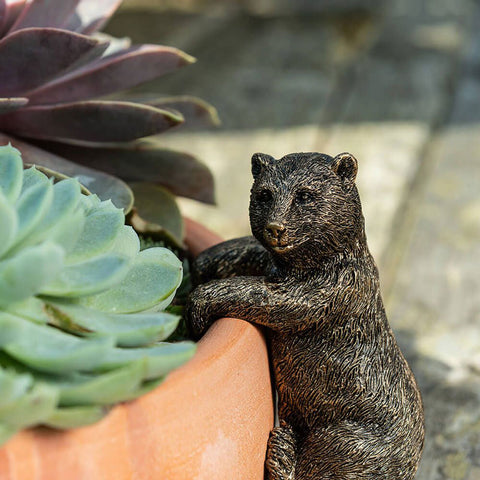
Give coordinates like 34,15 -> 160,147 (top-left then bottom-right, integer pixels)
264,222 -> 293,252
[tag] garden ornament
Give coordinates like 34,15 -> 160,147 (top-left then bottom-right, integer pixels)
187,152 -> 425,480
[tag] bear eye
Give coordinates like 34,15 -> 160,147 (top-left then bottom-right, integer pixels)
257,188 -> 273,203
295,190 -> 315,205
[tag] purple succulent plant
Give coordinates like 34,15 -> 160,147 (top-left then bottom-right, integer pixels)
0,0 -> 218,245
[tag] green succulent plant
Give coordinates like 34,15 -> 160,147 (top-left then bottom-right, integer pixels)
0,144 -> 196,445
0,0 -> 218,247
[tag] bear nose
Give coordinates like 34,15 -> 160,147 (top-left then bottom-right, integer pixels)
265,222 -> 286,240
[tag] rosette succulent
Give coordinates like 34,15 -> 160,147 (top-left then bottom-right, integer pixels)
0,144 -> 196,445
0,0 -> 218,246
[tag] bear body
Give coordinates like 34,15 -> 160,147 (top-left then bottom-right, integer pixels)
187,152 -> 424,480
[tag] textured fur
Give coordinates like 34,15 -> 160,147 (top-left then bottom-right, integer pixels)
186,152 -> 425,480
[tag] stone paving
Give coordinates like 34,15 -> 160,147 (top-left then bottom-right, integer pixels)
107,2 -> 480,478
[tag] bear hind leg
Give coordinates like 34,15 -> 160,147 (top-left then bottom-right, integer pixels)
265,421 -> 297,480
295,421 -> 404,480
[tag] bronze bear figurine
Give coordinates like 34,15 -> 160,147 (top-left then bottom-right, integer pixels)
186,152 -> 425,480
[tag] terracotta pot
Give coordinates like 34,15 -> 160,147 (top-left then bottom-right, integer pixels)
0,219 -> 273,480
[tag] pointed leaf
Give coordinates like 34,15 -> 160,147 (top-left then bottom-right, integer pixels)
0,312 -> 23,344
59,40 -> 110,76
29,45 -> 196,105
0,143 -> 23,202
9,0 -> 81,31
80,247 -> 182,313
0,97 -> 28,115
0,133 -> 134,212
148,96 -> 220,128
41,252 -> 130,297
0,368 -> 32,408
0,0 -> 26,36
17,178 -> 82,250
65,0 -> 122,34
0,243 -> 64,307
109,225 -> 140,260
0,382 -> 58,429
0,191 -> 18,256
10,170 -> 53,248
1,314 -> 115,374
0,28 -> 103,96
23,163 -> 88,192
57,360 -> 145,406
29,139 -> 216,204
66,199 -> 124,264
45,301 -> 180,346
6,297 -> 49,324
43,405 -> 107,429
20,164 -> 49,191
0,0 -> 6,33
128,183 -> 184,248
0,101 -> 184,142
47,207 -> 86,255
97,342 -> 196,380
92,32 -> 131,57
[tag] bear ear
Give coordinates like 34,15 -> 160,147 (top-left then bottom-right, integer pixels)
251,152 -> 274,179
331,152 -> 358,184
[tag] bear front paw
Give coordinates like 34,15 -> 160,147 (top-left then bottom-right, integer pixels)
185,286 -> 211,339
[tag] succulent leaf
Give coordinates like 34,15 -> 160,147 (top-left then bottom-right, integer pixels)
0,380 -> 58,429
66,199 -> 124,263
31,139 -> 216,204
80,247 -> 182,313
0,101 -> 184,142
0,133 -> 135,212
20,178 -> 82,249
0,97 -> 28,114
93,32 -> 131,57
46,207 -> 86,254
128,183 -> 185,248
1,313 -> 115,374
0,368 -> 32,408
6,297 -> 50,325
0,190 -> 18,256
28,45 -> 196,105
0,145 -> 194,441
109,225 -> 140,260
21,164 -> 51,190
11,170 -> 54,248
44,301 -> 180,346
56,360 -> 145,406
43,405 -> 108,429
0,0 -> 217,243
0,143 -> 23,202
0,1 -> 5,32
0,28 -> 104,96
66,0 -> 122,34
41,252 -> 130,297
148,96 -> 220,128
97,341 -> 196,379
9,0 -> 82,31
0,366 -> 58,440
0,243 -> 65,306
1,1 -> 27,36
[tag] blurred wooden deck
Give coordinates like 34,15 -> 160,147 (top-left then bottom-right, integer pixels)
107,1 -> 480,478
